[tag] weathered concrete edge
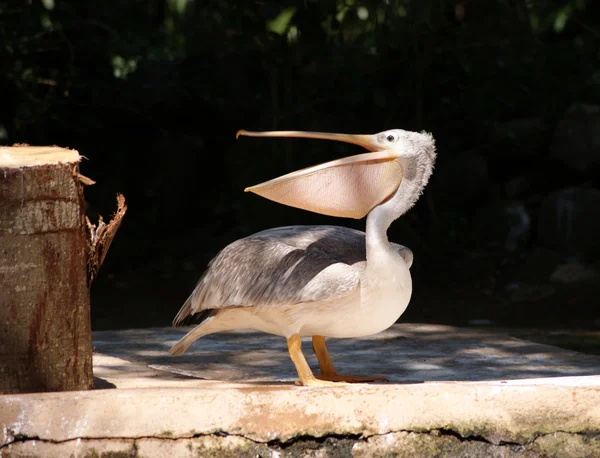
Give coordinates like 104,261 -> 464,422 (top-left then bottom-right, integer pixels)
1,384 -> 599,449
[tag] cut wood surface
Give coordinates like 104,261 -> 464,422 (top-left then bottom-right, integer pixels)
0,145 -> 81,168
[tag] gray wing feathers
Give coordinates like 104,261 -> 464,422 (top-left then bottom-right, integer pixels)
172,225 -> 413,326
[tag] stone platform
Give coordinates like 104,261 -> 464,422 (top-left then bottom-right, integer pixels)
1,324 -> 599,457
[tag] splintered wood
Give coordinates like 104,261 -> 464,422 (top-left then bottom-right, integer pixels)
87,194 -> 127,282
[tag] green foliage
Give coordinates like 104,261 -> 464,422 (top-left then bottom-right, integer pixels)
529,0 -> 589,33
3,0 -> 598,141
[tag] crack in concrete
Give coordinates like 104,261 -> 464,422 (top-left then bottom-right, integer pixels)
260,432 -> 364,450
428,427 -> 522,446
3,428 -> 598,451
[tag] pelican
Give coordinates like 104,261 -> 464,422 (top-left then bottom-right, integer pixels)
170,129 -> 436,386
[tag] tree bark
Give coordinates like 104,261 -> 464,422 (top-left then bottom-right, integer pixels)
0,146 -> 122,394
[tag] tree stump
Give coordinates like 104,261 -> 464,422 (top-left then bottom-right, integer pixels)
0,146 -> 125,394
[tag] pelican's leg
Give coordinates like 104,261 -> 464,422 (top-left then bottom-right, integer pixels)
312,335 -> 388,383
287,334 -> 343,387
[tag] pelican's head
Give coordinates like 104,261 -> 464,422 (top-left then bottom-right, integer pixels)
371,129 -> 437,184
366,128 -> 436,167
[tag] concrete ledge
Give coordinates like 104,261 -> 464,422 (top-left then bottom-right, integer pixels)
1,324 -> 599,457
2,383 -> 600,457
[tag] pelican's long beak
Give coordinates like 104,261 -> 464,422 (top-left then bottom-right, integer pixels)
236,130 -> 380,152
236,129 -> 403,219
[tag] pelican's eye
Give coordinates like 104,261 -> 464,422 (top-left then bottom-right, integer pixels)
386,133 -> 397,143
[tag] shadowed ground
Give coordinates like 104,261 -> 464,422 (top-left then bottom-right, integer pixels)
91,323 -> 600,387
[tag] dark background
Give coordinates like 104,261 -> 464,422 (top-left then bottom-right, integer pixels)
2,0 -> 599,352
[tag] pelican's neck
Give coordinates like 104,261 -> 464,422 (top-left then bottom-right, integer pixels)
365,158 -> 429,262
